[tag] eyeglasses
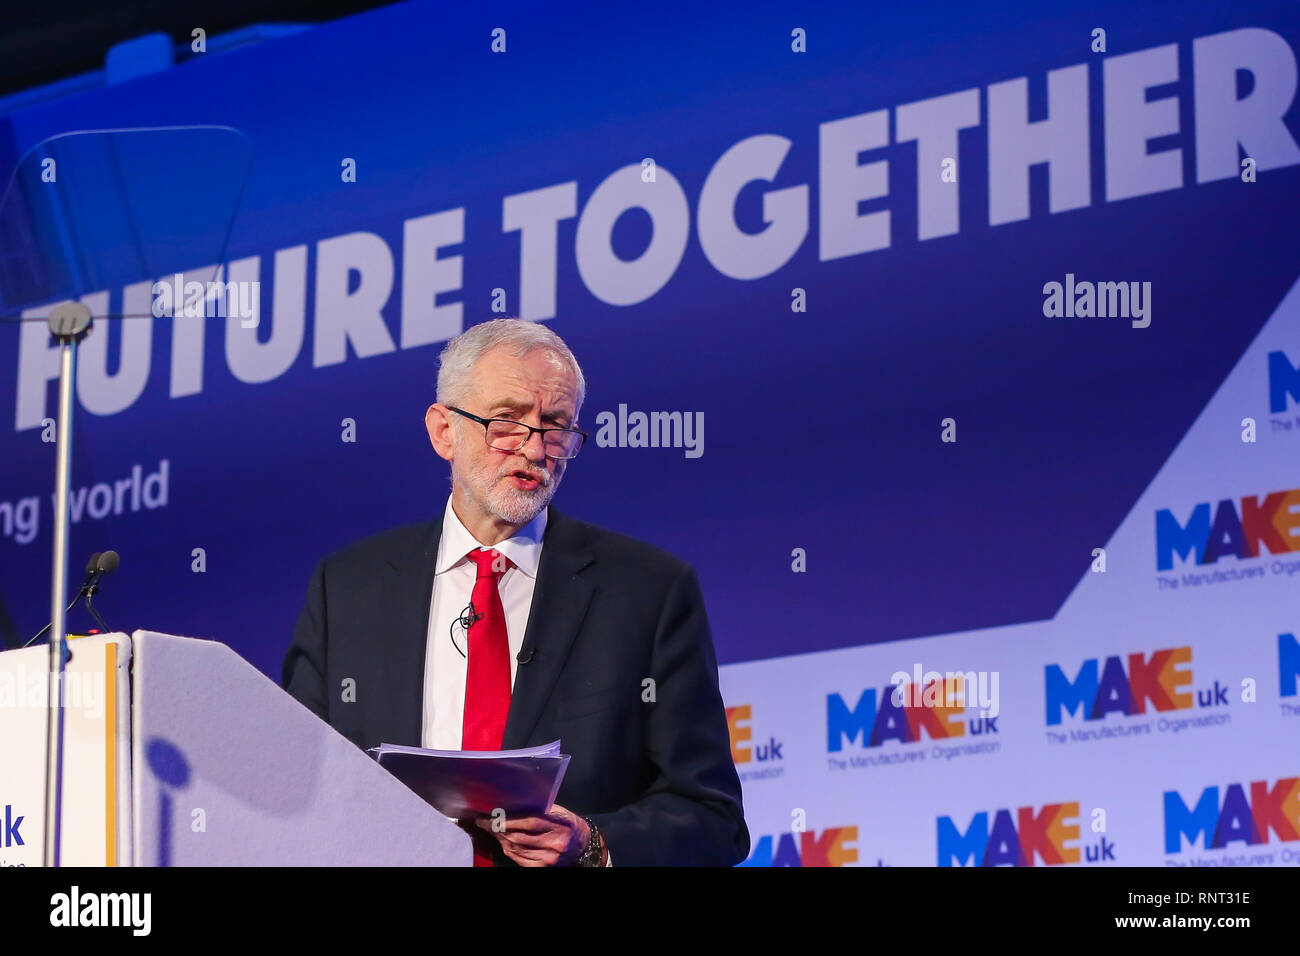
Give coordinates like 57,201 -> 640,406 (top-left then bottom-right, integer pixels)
447,406 -> 588,460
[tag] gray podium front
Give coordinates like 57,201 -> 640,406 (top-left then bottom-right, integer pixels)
0,631 -> 470,866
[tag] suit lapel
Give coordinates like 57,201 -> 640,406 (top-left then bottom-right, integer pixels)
381,521 -> 442,747
502,506 -> 596,748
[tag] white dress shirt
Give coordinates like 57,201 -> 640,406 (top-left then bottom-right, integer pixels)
422,495 -> 546,750
420,496 -> 612,866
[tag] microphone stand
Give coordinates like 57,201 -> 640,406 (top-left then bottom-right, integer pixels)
43,301 -> 91,868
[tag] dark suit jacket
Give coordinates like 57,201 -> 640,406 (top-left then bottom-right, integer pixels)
281,505 -> 749,866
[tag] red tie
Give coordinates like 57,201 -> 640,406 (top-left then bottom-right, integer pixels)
463,548 -> 513,866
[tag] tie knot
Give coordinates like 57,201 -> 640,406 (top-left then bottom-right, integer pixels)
467,548 -> 511,579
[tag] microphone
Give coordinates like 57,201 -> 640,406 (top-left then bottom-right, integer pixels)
86,549 -> 120,589
449,602 -> 481,660
84,550 -> 119,633
24,550 -> 120,646
452,603 -> 535,664
457,603 -> 483,630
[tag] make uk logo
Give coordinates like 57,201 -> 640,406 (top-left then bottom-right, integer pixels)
726,703 -> 785,782
739,825 -> 859,867
1044,645 -> 1231,744
937,801 -> 1115,866
1281,633 -> 1300,718
0,803 -> 26,866
1,804 -> 24,846
826,674 -> 1001,771
1269,349 -> 1300,416
1164,777 -> 1300,866
1154,486 -> 1300,579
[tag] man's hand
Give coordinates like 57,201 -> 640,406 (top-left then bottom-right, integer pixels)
475,803 -> 593,867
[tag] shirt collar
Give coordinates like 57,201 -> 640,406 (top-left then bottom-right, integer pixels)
436,495 -> 547,578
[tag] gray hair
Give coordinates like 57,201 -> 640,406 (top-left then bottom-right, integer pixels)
436,317 -> 586,417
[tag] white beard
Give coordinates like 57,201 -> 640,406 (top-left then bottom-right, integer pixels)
452,429 -> 560,526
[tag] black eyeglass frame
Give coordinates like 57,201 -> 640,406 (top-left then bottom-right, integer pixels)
447,405 -> 589,460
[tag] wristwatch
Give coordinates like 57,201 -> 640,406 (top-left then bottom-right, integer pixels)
577,815 -> 603,867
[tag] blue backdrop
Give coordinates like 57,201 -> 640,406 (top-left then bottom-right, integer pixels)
0,1 -> 1297,725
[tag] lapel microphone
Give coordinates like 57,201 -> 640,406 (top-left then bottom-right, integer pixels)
450,602 -> 481,660
457,602 -> 483,628
456,605 -> 536,663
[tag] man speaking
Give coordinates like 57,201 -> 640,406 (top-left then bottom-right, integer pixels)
282,318 -> 748,867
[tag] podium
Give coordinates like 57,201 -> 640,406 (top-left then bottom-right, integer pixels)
0,631 -> 470,866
